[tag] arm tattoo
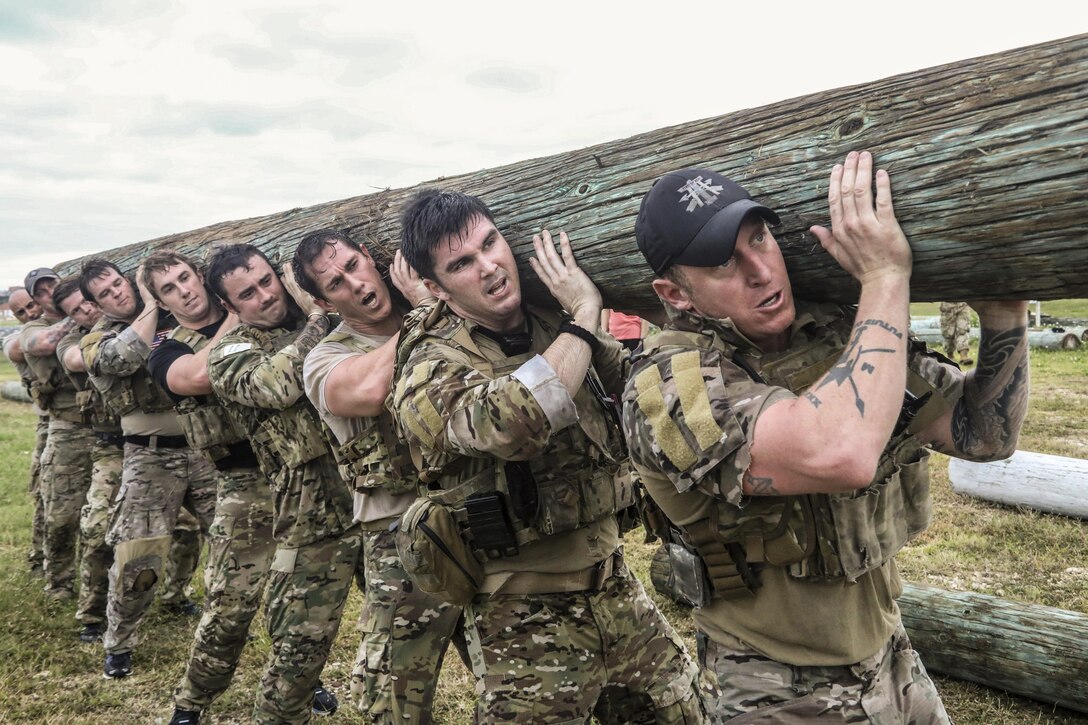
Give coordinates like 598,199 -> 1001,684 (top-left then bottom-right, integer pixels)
951,325 -> 1029,460
814,318 -> 900,416
744,470 -> 780,496
803,391 -> 822,408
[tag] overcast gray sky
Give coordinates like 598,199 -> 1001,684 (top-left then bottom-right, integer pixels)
1,0 -> 1083,289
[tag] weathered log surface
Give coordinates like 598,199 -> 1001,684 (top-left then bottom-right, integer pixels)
54,34 -> 1088,311
949,450 -> 1088,519
911,328 -> 1082,349
899,582 -> 1088,714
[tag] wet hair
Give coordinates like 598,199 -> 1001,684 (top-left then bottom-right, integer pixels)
78,258 -> 125,303
140,250 -> 200,301
51,278 -> 85,316
205,244 -> 269,303
399,188 -> 494,280
292,229 -> 365,301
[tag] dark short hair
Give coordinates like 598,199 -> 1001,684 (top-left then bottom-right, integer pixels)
399,188 -> 494,280
206,244 -> 269,303
140,250 -> 200,301
51,278 -> 85,316
292,229 -> 364,301
78,258 -> 124,302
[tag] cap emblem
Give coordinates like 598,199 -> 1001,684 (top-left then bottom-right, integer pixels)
678,176 -> 723,212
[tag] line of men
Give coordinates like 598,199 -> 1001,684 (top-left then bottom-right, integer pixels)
6,148 -> 1030,724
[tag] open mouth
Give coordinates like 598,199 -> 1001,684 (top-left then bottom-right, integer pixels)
757,291 -> 781,309
487,277 -> 508,296
362,291 -> 377,307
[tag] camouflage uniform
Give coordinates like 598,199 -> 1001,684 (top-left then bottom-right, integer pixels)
305,321 -> 466,723
57,323 -> 125,627
10,345 -> 50,575
621,302 -> 958,723
81,315 -> 217,656
21,315 -> 94,599
148,319 -> 278,714
939,302 -> 972,361
392,302 -> 701,724
162,507 -> 205,607
208,311 -> 358,725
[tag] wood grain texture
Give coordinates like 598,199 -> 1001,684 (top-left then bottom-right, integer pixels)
950,450 -> 1088,519
54,34 -> 1088,311
900,582 -> 1088,714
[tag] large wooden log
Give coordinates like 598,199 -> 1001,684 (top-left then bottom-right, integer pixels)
949,450 -> 1088,519
899,582 -> 1088,715
53,34 -> 1088,311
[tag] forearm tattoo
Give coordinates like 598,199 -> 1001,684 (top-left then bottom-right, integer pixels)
28,318 -> 74,354
293,315 -> 331,357
950,325 -> 1029,459
810,318 -> 901,416
744,470 -> 780,496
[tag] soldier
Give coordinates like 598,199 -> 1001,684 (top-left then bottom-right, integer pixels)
940,301 -> 974,365
79,259 -> 218,679
3,288 -> 49,578
205,244 -> 358,724
19,268 -> 93,603
137,251 -> 335,724
293,230 -> 467,722
393,189 -> 701,723
622,152 -> 1030,722
53,279 -> 126,644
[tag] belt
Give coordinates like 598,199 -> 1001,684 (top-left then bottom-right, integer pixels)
124,434 -> 189,450
96,432 -> 126,448
479,550 -> 622,595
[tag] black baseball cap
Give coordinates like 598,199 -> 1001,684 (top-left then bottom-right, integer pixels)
635,168 -> 780,276
24,267 -> 59,295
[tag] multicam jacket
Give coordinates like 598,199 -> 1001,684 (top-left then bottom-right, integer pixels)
207,315 -> 353,548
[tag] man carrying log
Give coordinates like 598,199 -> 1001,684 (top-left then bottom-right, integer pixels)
52,279 -> 124,645
293,229 -> 468,723
622,151 -> 1030,722
78,259 -> 218,679
136,250 -> 335,724
205,244 -> 357,724
3,288 -> 49,579
392,189 -> 701,723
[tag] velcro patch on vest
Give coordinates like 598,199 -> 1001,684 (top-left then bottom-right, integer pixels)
672,350 -> 722,452
219,342 -> 253,357
397,361 -> 445,448
634,364 -> 696,473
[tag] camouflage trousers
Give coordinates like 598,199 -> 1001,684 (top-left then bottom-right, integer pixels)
939,302 -> 971,359
103,442 -> 217,655
75,438 -> 123,625
162,505 -> 205,605
174,467 -> 276,712
27,414 -> 49,574
39,419 -> 94,598
351,525 -> 466,723
463,555 -> 702,724
697,624 -> 950,723
256,525 -> 364,725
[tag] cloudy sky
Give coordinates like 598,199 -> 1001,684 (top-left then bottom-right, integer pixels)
1,0 -> 1083,289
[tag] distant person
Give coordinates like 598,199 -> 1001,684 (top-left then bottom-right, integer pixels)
939,301 -> 973,365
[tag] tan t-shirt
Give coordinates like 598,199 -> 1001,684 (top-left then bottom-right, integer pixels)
303,322 -> 414,526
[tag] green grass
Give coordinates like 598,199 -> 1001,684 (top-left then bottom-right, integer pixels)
0,337 -> 1086,722
911,299 -> 1088,324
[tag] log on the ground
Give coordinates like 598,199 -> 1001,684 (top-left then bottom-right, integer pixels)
899,582 -> 1088,715
949,450 -> 1088,519
53,34 -> 1088,310
1,381 -> 31,404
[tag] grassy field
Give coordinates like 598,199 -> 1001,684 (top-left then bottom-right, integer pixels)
0,306 -> 1085,723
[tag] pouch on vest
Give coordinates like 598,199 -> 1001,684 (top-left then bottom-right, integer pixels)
663,542 -> 711,608
395,496 -> 483,606
178,404 -> 240,460
255,404 -> 329,469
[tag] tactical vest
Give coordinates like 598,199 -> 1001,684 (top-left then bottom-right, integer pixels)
166,326 -> 248,463
395,302 -> 637,560
318,329 -> 417,495
66,326 -> 120,433
84,318 -> 175,419
636,306 -> 950,600
219,325 -> 333,481
24,322 -> 82,423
